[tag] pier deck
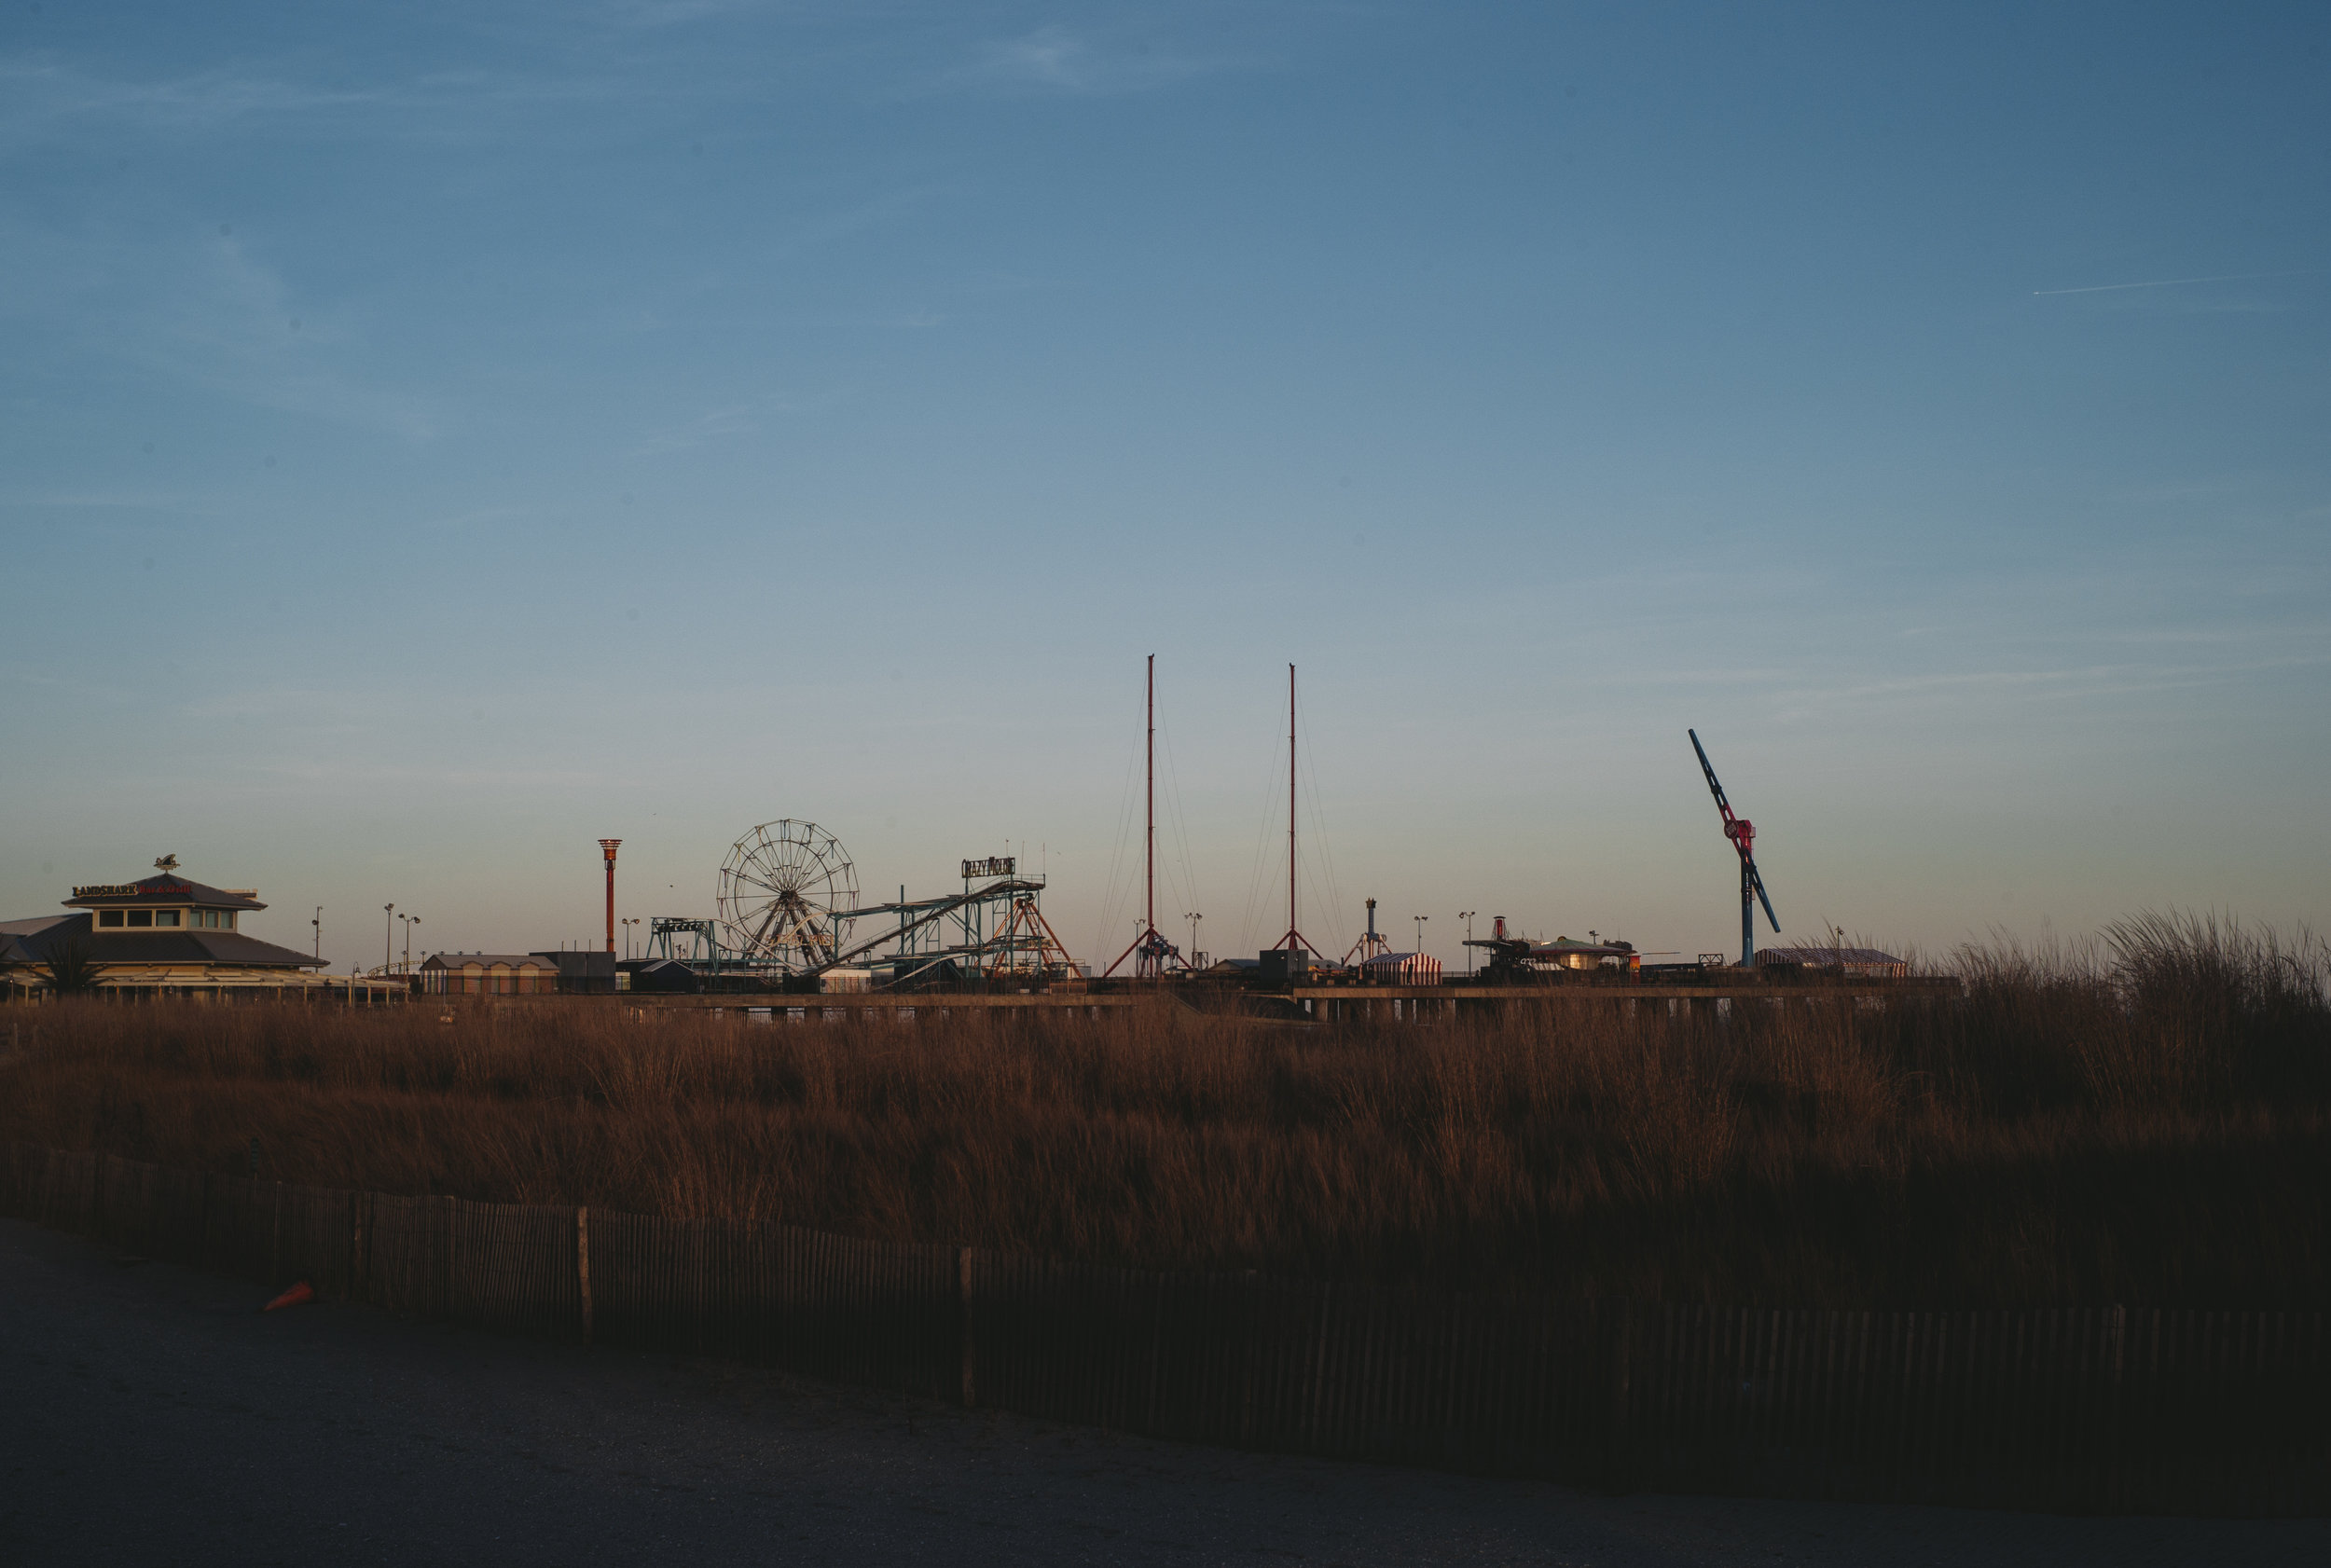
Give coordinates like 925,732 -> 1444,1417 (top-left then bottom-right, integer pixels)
612,981 -> 1958,1014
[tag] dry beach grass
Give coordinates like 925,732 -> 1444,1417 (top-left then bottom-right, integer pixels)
5,913 -> 2326,1308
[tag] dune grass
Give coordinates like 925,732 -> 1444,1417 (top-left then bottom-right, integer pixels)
4,913 -> 2325,1307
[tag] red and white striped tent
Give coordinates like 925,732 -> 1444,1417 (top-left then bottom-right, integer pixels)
1360,951 -> 1442,984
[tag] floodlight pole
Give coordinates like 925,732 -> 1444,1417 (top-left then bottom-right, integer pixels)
382,903 -> 393,975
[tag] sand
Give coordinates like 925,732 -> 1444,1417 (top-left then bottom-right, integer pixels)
1,1217 -> 2321,1567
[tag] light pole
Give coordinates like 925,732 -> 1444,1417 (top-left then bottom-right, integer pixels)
1458,911 -> 1476,977
621,916 -> 641,960
1413,915 -> 1428,958
398,913 -> 420,974
312,906 -> 322,962
382,903 -> 393,975
1185,912 -> 1202,968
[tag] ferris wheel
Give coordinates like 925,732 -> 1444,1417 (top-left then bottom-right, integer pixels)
716,820 -> 859,973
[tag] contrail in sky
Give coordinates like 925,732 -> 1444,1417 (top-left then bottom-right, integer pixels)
2033,268 -> 2322,296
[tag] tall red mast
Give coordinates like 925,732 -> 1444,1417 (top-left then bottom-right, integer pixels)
1287,663 -> 1296,947
1147,653 -> 1156,945
1275,665 -> 1314,957
1104,655 -> 1179,979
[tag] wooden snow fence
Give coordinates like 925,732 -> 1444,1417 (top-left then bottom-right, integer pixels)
3,1143 -> 2324,1516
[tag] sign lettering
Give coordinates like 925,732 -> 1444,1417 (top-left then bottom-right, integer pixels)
73,880 -> 191,899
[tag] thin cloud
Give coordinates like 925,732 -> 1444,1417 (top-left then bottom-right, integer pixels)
415,505 -> 537,535
950,26 -> 1234,96
601,0 -> 775,27
772,184 -> 950,259
0,54 -> 381,133
0,211 -> 430,437
629,402 -> 766,458
0,52 -> 637,147
2033,269 -> 2322,296
1617,667 -> 1803,689
1768,651 -> 2331,722
0,489 -> 192,512
628,384 -> 865,456
243,759 -> 617,791
180,687 -> 366,723
142,237 -> 437,438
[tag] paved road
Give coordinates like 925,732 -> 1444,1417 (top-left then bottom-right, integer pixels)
1,1218 -> 2320,1567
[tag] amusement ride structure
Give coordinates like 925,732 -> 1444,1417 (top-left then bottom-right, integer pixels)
1103,655 -> 1189,979
1274,664 -> 1323,961
646,818 -> 1076,989
610,695 -> 1810,997
1689,728 -> 1781,967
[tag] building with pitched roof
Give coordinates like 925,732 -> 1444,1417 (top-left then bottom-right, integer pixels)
417,953 -> 560,995
1,864 -> 345,998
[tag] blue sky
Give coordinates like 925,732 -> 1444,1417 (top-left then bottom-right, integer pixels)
3,2 -> 2326,970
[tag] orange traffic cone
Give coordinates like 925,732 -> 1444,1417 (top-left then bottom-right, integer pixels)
262,1281 -> 315,1312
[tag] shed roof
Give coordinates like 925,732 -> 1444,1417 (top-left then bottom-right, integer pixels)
420,953 -> 557,969
531,951 -> 615,977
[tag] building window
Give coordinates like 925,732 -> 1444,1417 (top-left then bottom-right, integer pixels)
127,910 -> 153,928
99,910 -> 125,928
156,910 -> 181,928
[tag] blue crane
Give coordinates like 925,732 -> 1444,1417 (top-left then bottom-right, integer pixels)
1689,729 -> 1780,968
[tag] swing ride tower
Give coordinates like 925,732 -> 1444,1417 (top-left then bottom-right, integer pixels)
1103,654 -> 1185,979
